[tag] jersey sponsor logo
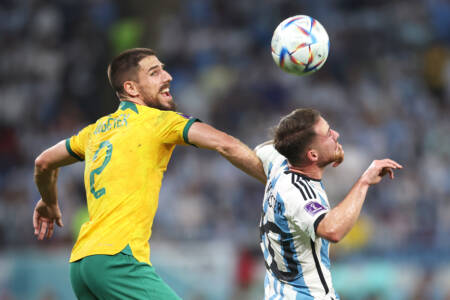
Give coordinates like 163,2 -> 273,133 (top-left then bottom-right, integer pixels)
304,201 -> 326,216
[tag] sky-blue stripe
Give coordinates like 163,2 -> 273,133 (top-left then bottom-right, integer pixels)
269,278 -> 278,300
273,193 -> 313,298
262,234 -> 269,261
268,161 -> 274,177
295,290 -> 316,300
279,281 -> 285,299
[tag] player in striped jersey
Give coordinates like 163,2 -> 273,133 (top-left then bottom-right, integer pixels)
32,48 -> 266,300
255,108 -> 402,300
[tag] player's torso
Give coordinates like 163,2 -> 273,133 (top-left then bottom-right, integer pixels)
83,107 -> 172,214
84,104 -> 176,216
71,103 -> 180,263
260,164 -> 337,299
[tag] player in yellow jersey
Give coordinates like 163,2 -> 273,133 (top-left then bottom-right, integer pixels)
33,48 -> 266,300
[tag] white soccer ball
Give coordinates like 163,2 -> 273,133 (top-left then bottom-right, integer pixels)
271,15 -> 330,76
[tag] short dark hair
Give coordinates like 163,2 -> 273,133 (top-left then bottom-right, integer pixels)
107,48 -> 156,97
273,108 -> 320,165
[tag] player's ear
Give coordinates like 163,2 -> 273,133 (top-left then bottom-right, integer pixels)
306,149 -> 319,162
123,81 -> 139,97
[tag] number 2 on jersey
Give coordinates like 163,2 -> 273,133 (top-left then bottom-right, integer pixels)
90,140 -> 113,199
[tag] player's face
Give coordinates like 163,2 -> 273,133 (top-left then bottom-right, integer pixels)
135,55 -> 175,111
311,117 -> 344,167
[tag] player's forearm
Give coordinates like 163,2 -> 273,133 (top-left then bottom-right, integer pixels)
34,155 -> 59,205
187,122 -> 266,183
218,137 -> 266,184
317,178 -> 369,242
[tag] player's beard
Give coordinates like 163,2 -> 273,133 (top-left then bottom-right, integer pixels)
145,94 -> 176,111
332,143 -> 344,167
318,143 -> 344,168
156,99 -> 176,111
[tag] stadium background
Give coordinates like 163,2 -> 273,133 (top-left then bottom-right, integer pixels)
1,0 -> 449,299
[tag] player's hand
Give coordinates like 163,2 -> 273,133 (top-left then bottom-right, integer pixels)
33,199 -> 63,240
360,159 -> 403,185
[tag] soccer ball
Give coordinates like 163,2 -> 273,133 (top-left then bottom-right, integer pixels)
271,15 -> 329,76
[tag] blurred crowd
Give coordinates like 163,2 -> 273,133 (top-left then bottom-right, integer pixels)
0,0 -> 449,298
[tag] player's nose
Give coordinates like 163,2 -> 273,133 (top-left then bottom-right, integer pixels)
163,69 -> 172,82
333,130 -> 340,140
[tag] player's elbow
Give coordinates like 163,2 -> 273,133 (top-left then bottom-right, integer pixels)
316,224 -> 344,243
35,152 -> 52,174
324,232 -> 343,243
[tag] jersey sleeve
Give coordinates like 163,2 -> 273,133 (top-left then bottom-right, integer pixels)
154,111 -> 200,146
285,188 -> 328,241
65,124 -> 95,161
255,143 -> 286,177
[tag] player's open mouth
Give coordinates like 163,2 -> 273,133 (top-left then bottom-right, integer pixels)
160,87 -> 172,99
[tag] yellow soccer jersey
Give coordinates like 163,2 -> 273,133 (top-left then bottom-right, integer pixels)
66,101 -> 198,264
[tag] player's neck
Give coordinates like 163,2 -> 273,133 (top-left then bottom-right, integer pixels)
288,164 -> 323,180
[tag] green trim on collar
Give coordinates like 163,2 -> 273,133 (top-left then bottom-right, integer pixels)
119,101 -> 139,114
65,139 -> 83,161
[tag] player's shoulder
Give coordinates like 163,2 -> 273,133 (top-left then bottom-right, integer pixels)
268,171 -> 308,214
255,141 -> 285,163
281,170 -> 324,203
255,143 -> 284,167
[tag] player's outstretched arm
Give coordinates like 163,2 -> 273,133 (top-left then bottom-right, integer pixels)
316,159 -> 402,243
33,140 -> 79,240
187,122 -> 266,184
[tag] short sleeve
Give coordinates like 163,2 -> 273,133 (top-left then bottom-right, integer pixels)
285,188 -> 328,241
66,124 -> 95,161
255,143 -> 286,177
155,111 -> 200,145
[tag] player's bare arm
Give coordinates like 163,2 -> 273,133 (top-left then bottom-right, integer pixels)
187,122 -> 266,184
33,140 -> 79,240
316,159 -> 403,243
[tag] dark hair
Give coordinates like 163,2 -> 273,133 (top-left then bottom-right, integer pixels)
107,48 -> 156,97
273,108 -> 320,165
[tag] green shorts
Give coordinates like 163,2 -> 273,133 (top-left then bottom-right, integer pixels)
70,245 -> 181,300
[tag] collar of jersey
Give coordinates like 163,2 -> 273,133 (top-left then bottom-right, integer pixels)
284,168 -> 322,182
119,101 -> 139,114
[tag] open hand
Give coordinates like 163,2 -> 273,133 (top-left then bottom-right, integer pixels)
361,159 -> 403,185
33,199 -> 63,240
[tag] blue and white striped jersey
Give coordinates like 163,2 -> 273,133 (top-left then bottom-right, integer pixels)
256,144 -> 339,300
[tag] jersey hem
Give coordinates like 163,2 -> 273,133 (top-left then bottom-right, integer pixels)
69,247 -> 152,266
